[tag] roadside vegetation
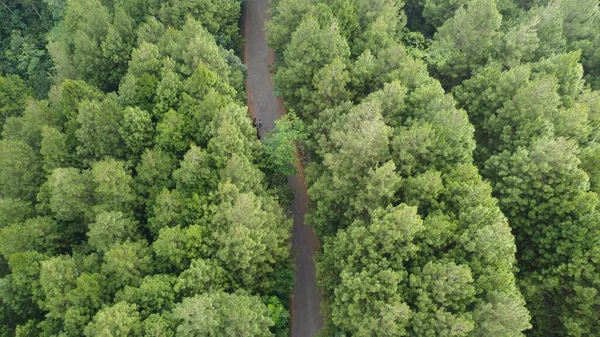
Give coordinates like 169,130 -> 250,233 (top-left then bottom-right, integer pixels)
267,0 -> 600,335
0,1 -> 294,336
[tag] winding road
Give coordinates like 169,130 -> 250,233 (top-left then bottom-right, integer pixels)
242,0 -> 324,336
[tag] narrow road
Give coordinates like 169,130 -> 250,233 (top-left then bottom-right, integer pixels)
242,0 -> 324,336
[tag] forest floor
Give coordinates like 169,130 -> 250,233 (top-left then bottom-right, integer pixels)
242,0 -> 324,335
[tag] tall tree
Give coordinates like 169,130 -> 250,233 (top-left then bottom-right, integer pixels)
484,137 -> 600,336
171,292 -> 273,337
0,139 -> 43,202
0,75 -> 31,133
83,301 -> 141,337
273,15 -> 350,120
428,0 -> 502,87
210,182 -> 291,292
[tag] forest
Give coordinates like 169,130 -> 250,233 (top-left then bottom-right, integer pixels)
1,0 -> 600,336
267,0 -> 600,336
0,0 -> 295,336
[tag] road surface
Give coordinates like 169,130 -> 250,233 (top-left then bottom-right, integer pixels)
242,0 -> 324,336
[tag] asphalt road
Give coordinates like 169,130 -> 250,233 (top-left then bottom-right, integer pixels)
242,0 -> 324,336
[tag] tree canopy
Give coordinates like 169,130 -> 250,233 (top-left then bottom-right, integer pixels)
0,1 -> 291,336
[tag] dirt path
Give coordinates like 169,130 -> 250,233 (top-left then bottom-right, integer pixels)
242,0 -> 324,336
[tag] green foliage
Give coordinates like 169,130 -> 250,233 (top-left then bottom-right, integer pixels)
91,158 -> 135,214
0,2 -> 53,96
170,292 -> 274,337
134,148 -> 176,201
0,198 -> 34,229
268,1 -> 534,334
154,109 -> 188,155
174,259 -> 227,297
83,301 -> 141,337
172,145 -> 215,196
147,188 -> 188,237
210,182 -> 291,292
115,274 -> 176,318
76,96 -> 126,162
87,211 -> 139,253
38,167 -> 92,222
141,313 -> 174,337
0,1 -> 293,335
0,139 -> 43,202
273,15 -> 350,120
152,225 -> 205,273
101,240 -> 152,291
428,0 -> 502,87
39,255 -> 79,319
265,296 -> 289,337
423,0 -> 470,28
119,106 -> 154,157
265,0 -> 315,56
318,205 -> 421,336
40,125 -> 70,173
0,75 -> 31,133
484,138 -> 600,336
2,251 -> 45,319
263,112 -> 307,176
0,217 -> 60,258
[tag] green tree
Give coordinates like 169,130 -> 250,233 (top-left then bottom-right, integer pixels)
2,99 -> 61,152
83,301 -> 141,337
91,158 -> 135,215
174,259 -> 227,298
220,153 -> 265,195
115,274 -> 176,317
50,0 -> 112,89
38,167 -> 93,222
172,145 -> 215,196
265,0 -> 315,56
307,100 -> 393,235
0,139 -> 43,202
423,0 -> 470,28
170,292 -> 273,337
318,204 -> 422,336
76,96 -> 126,162
0,217 -> 60,259
309,58 -> 352,116
0,75 -> 31,133
119,106 -> 154,157
1,251 -> 45,319
101,240 -> 153,291
529,2 -> 567,60
152,225 -> 205,273
40,125 -> 70,173
484,137 -> 600,336
118,42 -> 161,111
428,0 -> 502,87
273,15 -> 350,119
87,211 -> 139,253
211,182 -> 291,291
154,109 -> 189,156
134,148 -> 176,201
498,15 -> 539,68
207,118 -> 253,169
63,272 -> 108,336
39,255 -> 79,319
100,6 -> 135,88
0,198 -> 34,229
146,188 -> 189,237
263,112 -> 307,176
141,313 -> 174,337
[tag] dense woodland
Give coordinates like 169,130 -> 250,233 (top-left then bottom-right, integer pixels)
267,0 -> 600,336
2,0 -> 600,336
0,0 -> 295,336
